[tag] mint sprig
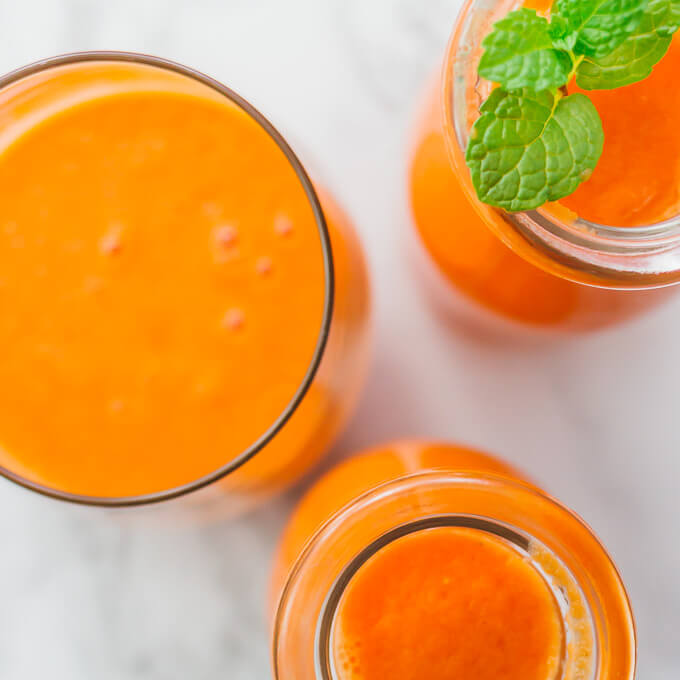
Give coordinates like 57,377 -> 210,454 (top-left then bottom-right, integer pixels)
554,0 -> 647,58
479,9 -> 573,90
466,0 -> 676,212
466,89 -> 603,211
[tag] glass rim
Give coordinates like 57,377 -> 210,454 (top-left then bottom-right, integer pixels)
442,0 -> 680,249
273,469 -> 637,680
0,50 -> 335,508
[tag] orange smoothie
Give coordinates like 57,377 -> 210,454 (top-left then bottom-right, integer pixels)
333,528 -> 562,680
272,442 -> 636,680
409,9 -> 680,330
0,57 -> 370,502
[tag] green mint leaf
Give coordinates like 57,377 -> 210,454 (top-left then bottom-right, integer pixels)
479,9 -> 573,90
548,15 -> 579,50
658,0 -> 680,32
576,0 -> 679,88
553,0 -> 649,58
465,88 -> 604,212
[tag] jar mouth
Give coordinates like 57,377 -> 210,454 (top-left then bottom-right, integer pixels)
316,516 -> 573,680
0,51 -> 335,507
273,471 -> 636,680
441,0 -> 680,261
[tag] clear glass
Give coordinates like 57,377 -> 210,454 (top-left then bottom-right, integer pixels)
409,0 -> 680,332
272,441 -> 636,680
0,52 -> 371,509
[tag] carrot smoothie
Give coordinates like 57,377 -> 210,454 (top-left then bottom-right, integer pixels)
272,442 -> 636,680
332,528 -> 563,680
0,56 -> 370,503
409,2 -> 680,331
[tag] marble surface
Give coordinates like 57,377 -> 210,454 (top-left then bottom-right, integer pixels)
0,0 -> 679,677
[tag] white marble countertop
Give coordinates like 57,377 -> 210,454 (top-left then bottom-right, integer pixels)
0,0 -> 678,677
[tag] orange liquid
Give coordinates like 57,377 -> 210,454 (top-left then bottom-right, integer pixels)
409,43 -> 677,329
333,527 -> 563,680
0,63 -> 370,499
563,38 -> 680,226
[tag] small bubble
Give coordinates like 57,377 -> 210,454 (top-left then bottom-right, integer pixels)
100,234 -> 120,255
11,235 -> 25,249
213,224 -> 238,248
222,308 -> 245,331
274,215 -> 293,237
100,222 -> 124,256
3,221 -> 17,235
255,256 -> 273,276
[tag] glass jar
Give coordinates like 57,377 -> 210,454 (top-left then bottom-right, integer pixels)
272,441 -> 636,680
409,0 -> 680,332
0,52 -> 371,511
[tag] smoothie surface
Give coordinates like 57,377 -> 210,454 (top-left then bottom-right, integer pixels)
333,527 -> 563,680
0,85 -> 327,497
